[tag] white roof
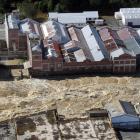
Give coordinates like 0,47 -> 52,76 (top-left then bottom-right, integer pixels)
122,13 -> 140,19
49,11 -> 99,18
81,25 -> 107,61
74,49 -> 86,62
118,8 -> 140,20
59,16 -> 86,24
120,8 -> 140,13
49,11 -> 99,24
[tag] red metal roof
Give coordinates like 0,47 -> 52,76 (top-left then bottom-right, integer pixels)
99,27 -> 127,53
99,27 -> 118,52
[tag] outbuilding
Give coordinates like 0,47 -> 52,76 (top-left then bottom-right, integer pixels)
105,100 -> 140,130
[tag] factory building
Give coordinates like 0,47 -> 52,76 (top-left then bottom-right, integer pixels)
117,27 -> 140,55
115,8 -> 140,26
20,18 -> 43,38
99,27 -> 136,73
49,11 -> 99,27
25,20 -> 137,76
3,12 -> 138,76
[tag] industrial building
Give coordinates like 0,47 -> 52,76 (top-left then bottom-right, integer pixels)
81,25 -> 109,61
115,8 -> 140,26
41,20 -> 70,44
117,27 -> 140,55
105,100 -> 140,130
67,27 -> 93,61
99,27 -> 136,73
5,14 -> 27,53
4,13 -> 43,60
49,11 -> 99,27
25,21 -> 111,76
2,11 -> 140,76
22,20 -> 137,76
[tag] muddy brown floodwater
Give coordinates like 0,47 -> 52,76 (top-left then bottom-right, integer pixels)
0,76 -> 140,121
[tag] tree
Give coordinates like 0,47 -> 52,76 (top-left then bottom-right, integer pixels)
48,0 -> 55,11
89,0 -> 102,7
54,3 -> 62,12
0,0 -> 11,13
34,0 -> 48,12
18,1 -> 37,18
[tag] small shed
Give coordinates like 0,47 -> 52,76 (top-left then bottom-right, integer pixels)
105,100 -> 140,130
87,108 -> 108,118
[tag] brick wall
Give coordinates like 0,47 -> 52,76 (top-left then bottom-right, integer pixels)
32,53 -> 43,70
7,29 -> 27,53
113,54 -> 136,73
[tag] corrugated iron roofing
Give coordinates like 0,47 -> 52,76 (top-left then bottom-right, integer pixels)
124,38 -> 140,55
117,28 -> 130,40
82,25 -> 109,61
117,27 -> 139,41
68,27 -> 79,41
74,49 -> 86,62
99,27 -> 135,58
43,39 -> 63,59
99,27 -> 119,52
117,27 -> 140,55
68,27 -> 94,61
99,28 -> 111,41
62,40 -> 83,62
20,18 -> 42,38
120,100 -> 137,116
110,47 -> 135,59
99,27 -> 122,43
41,20 -> 70,44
